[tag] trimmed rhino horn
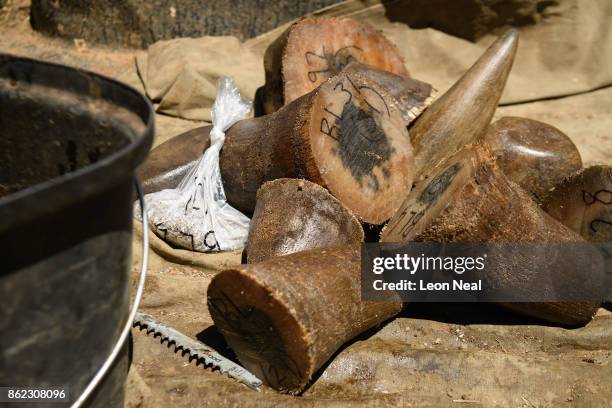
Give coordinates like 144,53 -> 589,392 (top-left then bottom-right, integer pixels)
411,29 -> 519,179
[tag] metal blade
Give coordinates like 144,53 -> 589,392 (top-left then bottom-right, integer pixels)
133,311 -> 262,391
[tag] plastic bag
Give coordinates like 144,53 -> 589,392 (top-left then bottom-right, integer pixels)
144,77 -> 252,252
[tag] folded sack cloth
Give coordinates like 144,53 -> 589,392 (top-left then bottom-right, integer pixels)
137,36 -> 263,121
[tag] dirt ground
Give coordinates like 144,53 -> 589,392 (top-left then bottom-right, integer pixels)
2,1 -> 611,407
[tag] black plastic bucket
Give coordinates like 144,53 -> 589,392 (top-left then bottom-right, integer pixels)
0,54 -> 153,407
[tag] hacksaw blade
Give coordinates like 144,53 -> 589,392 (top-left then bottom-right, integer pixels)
133,311 -> 262,390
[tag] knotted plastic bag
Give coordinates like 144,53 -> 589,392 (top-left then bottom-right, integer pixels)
144,77 -> 251,251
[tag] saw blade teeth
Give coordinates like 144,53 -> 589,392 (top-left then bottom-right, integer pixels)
201,358 -> 219,370
133,312 -> 262,390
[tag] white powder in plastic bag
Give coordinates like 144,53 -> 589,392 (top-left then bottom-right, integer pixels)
143,77 -> 251,251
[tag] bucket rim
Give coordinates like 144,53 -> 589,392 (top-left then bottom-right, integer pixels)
0,53 -> 155,235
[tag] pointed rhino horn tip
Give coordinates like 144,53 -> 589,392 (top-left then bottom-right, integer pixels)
410,29 -> 520,176
502,28 -> 519,39
477,28 -> 519,73
503,28 -> 520,41
495,28 -> 519,56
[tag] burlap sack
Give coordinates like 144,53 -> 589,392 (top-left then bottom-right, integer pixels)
137,36 -> 263,121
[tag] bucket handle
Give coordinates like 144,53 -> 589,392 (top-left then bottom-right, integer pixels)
71,178 -> 149,408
